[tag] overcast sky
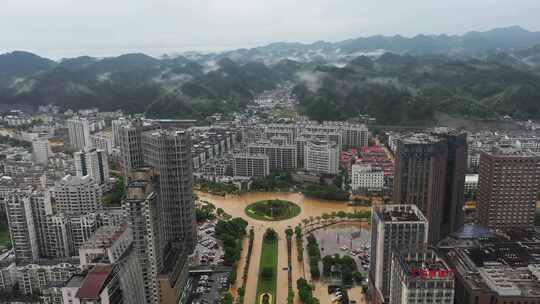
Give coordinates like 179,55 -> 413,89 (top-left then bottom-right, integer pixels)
2,0 -> 540,59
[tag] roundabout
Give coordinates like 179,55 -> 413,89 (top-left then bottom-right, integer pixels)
245,199 -> 301,221
196,191 -> 371,304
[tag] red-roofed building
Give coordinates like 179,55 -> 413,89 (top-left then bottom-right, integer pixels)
343,145 -> 395,193
69,224 -> 146,304
75,265 -> 121,303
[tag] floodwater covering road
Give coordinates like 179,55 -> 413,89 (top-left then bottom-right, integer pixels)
196,191 -> 371,304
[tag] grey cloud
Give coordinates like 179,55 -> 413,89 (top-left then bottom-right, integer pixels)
1,0 -> 539,58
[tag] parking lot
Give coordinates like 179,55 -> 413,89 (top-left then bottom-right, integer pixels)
196,220 -> 225,266
188,271 -> 230,304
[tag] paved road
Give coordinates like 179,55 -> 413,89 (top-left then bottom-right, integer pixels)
197,191 -> 370,304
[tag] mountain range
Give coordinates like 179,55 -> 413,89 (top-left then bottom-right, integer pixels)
1,26 -> 540,124
185,25 -> 540,65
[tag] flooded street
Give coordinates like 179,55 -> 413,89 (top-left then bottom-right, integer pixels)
313,223 -> 371,255
196,191 -> 371,304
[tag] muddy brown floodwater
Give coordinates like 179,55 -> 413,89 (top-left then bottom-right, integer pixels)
196,191 -> 371,304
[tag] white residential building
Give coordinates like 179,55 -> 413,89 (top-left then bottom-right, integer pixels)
351,163 -> 384,192
304,140 -> 339,175
111,117 -> 127,148
53,175 -> 103,216
32,138 -> 50,165
74,148 -> 110,186
91,132 -> 113,155
67,117 -> 92,150
5,191 -> 40,264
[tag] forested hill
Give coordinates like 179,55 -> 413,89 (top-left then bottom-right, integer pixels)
295,53 -> 540,124
1,27 -> 540,124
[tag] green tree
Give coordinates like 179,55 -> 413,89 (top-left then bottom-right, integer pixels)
285,227 -> 294,239
221,292 -> 234,304
264,228 -> 277,242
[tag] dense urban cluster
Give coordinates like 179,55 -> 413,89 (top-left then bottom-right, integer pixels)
0,82 -> 539,304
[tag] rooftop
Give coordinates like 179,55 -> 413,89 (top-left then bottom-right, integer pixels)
80,224 -> 129,250
143,128 -> 187,137
465,174 -> 479,183
487,145 -> 540,158
467,242 -> 532,267
375,205 -> 426,222
401,133 -> 443,145
396,247 -> 453,281
59,174 -> 93,186
65,274 -> 85,288
76,265 -> 113,300
445,230 -> 540,297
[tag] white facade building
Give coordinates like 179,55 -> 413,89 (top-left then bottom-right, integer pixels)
304,140 -> 339,175
111,117 -> 127,148
5,191 -> 40,264
67,117 -> 92,150
53,175 -> 103,216
464,174 -> 479,195
74,148 -> 110,186
32,138 -> 50,165
351,163 -> 384,192
91,132 -> 113,155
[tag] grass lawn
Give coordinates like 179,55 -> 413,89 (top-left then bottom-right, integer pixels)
245,200 -> 301,221
256,236 -> 278,304
0,223 -> 11,250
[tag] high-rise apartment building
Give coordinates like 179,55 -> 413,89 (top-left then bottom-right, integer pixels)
476,146 -> 540,230
32,138 -> 50,165
297,121 -> 369,148
3,188 -> 53,261
248,141 -> 297,171
29,190 -> 53,258
68,213 -> 99,255
123,167 -> 161,304
233,153 -> 270,178
118,121 -> 195,304
142,129 -> 196,253
44,215 -> 71,258
370,205 -> 428,304
304,139 -> 339,175
118,120 -> 146,179
389,246 -> 455,304
260,121 -> 369,169
264,124 -> 295,145
5,191 -> 40,264
74,148 -> 110,186
339,122 -> 369,149
53,175 -> 103,216
67,117 -> 92,150
91,132 -> 113,155
111,117 -> 127,148
393,129 -> 467,243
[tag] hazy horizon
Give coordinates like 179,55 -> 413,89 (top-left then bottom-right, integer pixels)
2,0 -> 540,59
